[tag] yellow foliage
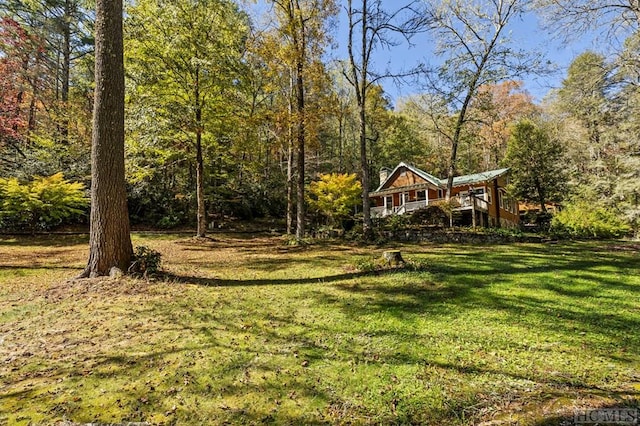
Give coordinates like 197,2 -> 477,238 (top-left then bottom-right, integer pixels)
307,173 -> 361,225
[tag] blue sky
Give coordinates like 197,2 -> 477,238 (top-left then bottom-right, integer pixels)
327,5 -> 602,105
248,1 -> 603,105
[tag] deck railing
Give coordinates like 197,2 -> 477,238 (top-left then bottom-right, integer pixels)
371,206 -> 390,217
403,200 -> 428,212
430,195 -> 488,211
372,194 -> 489,218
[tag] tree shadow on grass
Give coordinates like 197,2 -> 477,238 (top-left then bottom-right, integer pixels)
159,268 -> 408,287
162,240 -> 640,348
0,234 -> 88,247
174,235 -> 358,256
0,264 -> 81,271
141,242 -> 640,424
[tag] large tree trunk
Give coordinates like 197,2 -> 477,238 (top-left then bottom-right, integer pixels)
358,0 -> 372,239
195,68 -> 207,238
195,126 -> 206,237
286,74 -> 295,235
80,0 -> 132,278
295,61 -> 305,241
347,0 -> 372,239
359,100 -> 372,238
293,0 -> 306,242
60,0 -> 71,144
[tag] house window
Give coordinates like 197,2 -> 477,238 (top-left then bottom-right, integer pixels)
416,190 -> 426,201
499,190 -> 504,209
472,187 -> 485,197
385,196 -> 393,209
438,189 -> 444,199
487,187 -> 492,204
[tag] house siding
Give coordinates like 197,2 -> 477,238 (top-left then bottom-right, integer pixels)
386,169 -> 429,189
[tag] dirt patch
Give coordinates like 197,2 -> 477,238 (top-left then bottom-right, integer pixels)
43,277 -> 157,303
605,243 -> 640,252
174,236 -> 219,246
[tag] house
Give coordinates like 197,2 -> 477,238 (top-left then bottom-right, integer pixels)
369,162 -> 520,228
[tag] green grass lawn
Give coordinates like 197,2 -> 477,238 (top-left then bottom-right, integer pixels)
0,233 -> 638,425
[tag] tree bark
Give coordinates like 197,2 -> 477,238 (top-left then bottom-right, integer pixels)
286,142 -> 294,235
195,121 -> 206,237
195,67 -> 207,237
293,0 -> 306,241
60,0 -> 71,144
446,84 -> 476,201
359,96 -> 372,238
286,73 -> 295,235
535,177 -> 547,213
360,0 -> 373,239
80,0 -> 132,278
295,59 -> 306,241
348,0 -> 373,239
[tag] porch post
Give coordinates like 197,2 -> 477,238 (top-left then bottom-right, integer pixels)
470,188 -> 477,228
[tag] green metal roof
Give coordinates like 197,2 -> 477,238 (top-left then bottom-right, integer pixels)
450,168 -> 509,186
374,163 -> 509,194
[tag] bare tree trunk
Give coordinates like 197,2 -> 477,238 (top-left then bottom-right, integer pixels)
359,100 -> 372,238
347,0 -> 373,239
80,0 -> 132,278
535,177 -> 547,213
58,0 -> 72,145
195,67 -> 207,237
338,113 -> 344,173
295,60 -> 306,241
286,142 -> 294,235
292,0 -> 306,241
445,89 -> 474,200
286,73 -> 295,235
195,123 -> 206,237
27,55 -> 40,131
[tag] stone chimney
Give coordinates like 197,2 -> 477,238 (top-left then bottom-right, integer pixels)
379,167 -> 392,185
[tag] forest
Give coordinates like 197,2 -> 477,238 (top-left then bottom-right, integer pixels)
0,0 -> 639,239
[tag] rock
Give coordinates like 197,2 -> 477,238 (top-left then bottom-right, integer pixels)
109,267 -> 124,279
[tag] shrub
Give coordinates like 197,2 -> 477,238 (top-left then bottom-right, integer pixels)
283,235 -> 312,246
409,205 -> 449,226
344,223 -> 364,241
156,214 -> 183,229
550,201 -> 631,239
0,173 -> 88,231
307,173 -> 362,228
130,245 -> 162,275
481,226 -> 524,238
521,211 -> 553,232
381,214 -> 411,232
